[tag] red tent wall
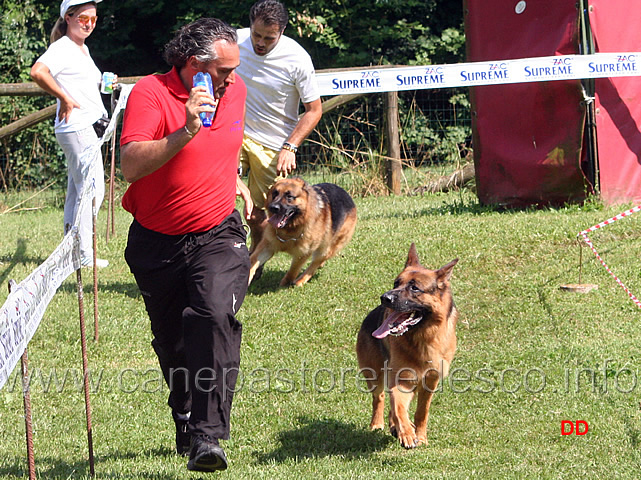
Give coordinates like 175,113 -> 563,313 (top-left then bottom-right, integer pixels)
465,1 -> 589,206
589,1 -> 641,205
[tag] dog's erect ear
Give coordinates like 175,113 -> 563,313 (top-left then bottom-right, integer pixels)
437,258 -> 459,282
292,176 -> 308,188
301,177 -> 311,191
405,243 -> 420,268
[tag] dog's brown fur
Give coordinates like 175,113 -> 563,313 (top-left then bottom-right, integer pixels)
248,177 -> 357,287
356,244 -> 458,448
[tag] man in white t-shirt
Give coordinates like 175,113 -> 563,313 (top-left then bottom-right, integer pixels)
236,0 -> 322,253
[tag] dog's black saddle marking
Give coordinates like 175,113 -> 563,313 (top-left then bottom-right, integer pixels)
313,183 -> 356,233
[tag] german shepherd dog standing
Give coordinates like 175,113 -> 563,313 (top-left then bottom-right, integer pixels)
356,243 -> 458,448
248,177 -> 357,287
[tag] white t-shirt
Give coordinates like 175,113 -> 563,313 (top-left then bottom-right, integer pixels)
36,36 -> 107,133
236,28 -> 320,151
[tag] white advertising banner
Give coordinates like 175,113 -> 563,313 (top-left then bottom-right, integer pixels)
316,52 -> 640,96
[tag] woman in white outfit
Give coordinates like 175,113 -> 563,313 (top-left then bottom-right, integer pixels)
30,0 -> 109,268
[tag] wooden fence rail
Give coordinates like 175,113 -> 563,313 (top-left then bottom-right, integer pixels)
0,75 -> 402,194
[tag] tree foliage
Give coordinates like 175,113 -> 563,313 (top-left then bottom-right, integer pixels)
0,0 -> 465,189
89,0 -> 464,74
0,0 -> 65,189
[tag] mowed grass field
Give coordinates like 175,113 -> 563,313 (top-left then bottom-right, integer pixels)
1,186 -> 641,479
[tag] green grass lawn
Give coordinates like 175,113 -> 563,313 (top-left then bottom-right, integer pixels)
2,186 -> 641,478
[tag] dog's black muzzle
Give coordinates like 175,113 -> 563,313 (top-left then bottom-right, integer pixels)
268,201 -> 298,217
381,290 -> 426,313
268,202 -> 285,215
268,202 -> 282,215
380,291 -> 397,307
381,290 -> 411,310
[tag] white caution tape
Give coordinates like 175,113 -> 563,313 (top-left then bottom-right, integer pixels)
316,52 -> 640,96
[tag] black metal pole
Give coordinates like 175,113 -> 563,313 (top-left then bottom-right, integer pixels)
579,0 -> 600,194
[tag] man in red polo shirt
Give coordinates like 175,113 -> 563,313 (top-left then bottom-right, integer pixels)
120,18 -> 252,473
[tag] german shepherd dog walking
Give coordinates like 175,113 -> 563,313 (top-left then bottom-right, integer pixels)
248,177 -> 357,287
356,244 -> 458,448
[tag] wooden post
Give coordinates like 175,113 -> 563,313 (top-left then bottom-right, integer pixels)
21,349 -> 36,480
106,88 -> 118,243
92,197 -> 99,343
9,279 -> 36,480
75,264 -> 96,476
385,91 -> 401,195
106,131 -> 116,242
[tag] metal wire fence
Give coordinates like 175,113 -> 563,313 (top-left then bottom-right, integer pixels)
296,87 -> 473,195
0,84 -> 473,196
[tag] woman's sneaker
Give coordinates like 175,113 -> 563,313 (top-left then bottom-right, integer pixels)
81,257 -> 109,268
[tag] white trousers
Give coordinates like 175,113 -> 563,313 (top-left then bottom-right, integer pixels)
55,127 -> 105,259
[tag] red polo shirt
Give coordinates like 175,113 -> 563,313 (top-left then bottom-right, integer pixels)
120,67 -> 246,235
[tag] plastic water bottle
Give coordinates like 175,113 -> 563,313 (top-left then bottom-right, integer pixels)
192,72 -> 215,127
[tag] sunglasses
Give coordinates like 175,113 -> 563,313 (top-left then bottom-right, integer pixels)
75,14 -> 98,26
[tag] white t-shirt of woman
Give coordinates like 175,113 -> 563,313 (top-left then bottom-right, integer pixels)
36,36 -> 107,133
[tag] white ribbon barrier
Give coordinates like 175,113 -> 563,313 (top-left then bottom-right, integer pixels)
316,52 -> 640,96
0,230 -> 78,389
0,84 -> 133,391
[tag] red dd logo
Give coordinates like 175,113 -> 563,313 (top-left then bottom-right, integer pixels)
561,420 -> 589,435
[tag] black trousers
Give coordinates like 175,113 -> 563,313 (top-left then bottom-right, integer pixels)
125,210 -> 249,440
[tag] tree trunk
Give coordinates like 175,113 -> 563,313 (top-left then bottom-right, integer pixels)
413,163 -> 475,194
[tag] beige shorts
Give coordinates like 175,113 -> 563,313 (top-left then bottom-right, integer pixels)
240,135 -> 284,210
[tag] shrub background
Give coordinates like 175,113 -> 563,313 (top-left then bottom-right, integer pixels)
0,0 -> 466,191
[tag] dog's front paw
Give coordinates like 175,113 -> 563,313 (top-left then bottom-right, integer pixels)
416,434 -> 428,446
392,423 -> 419,449
398,432 -> 419,449
293,276 -> 310,287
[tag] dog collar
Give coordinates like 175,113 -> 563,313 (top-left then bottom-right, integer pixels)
276,231 -> 303,243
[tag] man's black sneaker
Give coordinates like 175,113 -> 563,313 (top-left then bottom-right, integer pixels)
187,435 -> 228,472
172,411 -> 191,456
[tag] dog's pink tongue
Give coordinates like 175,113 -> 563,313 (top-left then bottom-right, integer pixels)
268,214 -> 285,229
372,311 -> 405,339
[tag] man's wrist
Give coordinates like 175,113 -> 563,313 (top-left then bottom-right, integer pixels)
184,124 -> 199,138
282,142 -> 298,153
